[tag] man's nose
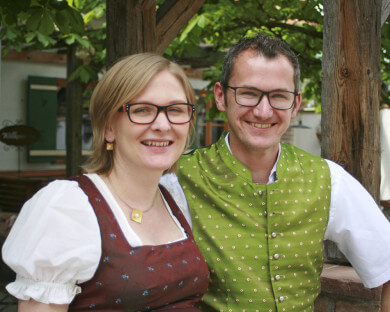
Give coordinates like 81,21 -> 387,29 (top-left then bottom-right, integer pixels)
252,95 -> 274,117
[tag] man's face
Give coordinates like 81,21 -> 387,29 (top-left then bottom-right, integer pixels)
214,50 -> 301,158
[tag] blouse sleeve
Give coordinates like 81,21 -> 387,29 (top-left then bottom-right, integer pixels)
1,179 -> 101,304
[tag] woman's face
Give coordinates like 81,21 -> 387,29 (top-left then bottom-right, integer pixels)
105,70 -> 190,175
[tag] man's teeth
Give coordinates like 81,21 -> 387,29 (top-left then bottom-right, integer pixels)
249,122 -> 272,129
144,141 -> 170,146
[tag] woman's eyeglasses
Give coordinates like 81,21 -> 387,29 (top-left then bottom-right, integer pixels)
118,103 -> 195,124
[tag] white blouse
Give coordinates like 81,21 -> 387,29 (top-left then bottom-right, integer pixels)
1,173 -> 188,304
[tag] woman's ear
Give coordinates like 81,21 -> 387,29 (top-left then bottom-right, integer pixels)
104,123 -> 115,143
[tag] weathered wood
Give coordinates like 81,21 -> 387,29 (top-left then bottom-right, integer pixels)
322,0 -> 382,261
106,0 -> 156,67
156,0 -> 206,54
382,0 -> 390,26
3,50 -> 66,64
66,43 -> 83,177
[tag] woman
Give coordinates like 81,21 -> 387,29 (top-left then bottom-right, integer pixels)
2,53 -> 210,311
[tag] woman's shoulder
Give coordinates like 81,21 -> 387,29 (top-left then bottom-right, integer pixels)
2,175 -> 101,304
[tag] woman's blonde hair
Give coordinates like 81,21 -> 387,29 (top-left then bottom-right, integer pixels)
83,53 -> 196,174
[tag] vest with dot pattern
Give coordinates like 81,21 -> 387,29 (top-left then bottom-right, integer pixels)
177,133 -> 331,312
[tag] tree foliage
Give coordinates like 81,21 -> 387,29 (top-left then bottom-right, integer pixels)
1,0 -> 389,111
0,0 -> 106,85
166,0 -> 390,115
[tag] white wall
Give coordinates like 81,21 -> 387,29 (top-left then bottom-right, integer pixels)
380,108 -> 390,201
293,109 -> 390,202
293,111 -> 321,157
0,59 -> 66,172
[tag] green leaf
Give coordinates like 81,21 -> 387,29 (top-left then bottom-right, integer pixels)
79,66 -> 89,83
38,11 -> 55,35
5,28 -> 18,40
65,35 -> 76,45
26,8 -> 43,31
53,10 -> 70,33
37,32 -> 55,47
68,66 -> 81,81
198,14 -> 209,28
179,15 -> 202,42
65,6 -> 84,34
68,65 -> 89,83
25,32 -> 36,42
75,36 -> 90,48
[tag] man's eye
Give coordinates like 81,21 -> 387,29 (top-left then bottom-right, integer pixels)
271,92 -> 288,99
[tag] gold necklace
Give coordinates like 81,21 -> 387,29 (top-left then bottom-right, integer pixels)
106,175 -> 158,223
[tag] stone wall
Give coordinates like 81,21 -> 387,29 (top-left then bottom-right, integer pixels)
315,264 -> 382,312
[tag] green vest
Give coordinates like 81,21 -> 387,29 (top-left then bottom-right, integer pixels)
177,134 -> 331,312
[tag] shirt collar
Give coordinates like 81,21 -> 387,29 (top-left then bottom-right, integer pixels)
224,132 -> 280,184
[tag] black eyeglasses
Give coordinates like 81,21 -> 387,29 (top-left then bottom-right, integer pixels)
224,85 -> 298,110
118,103 -> 195,124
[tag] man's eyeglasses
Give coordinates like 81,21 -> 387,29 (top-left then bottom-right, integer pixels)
118,103 -> 195,124
224,85 -> 298,110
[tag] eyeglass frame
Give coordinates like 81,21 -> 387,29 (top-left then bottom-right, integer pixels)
223,84 -> 299,110
118,102 -> 195,125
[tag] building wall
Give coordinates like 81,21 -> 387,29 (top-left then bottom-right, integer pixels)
0,59 -> 67,172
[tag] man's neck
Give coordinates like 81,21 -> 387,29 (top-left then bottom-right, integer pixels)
227,135 -> 279,184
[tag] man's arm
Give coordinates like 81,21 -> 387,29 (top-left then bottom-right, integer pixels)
382,281 -> 390,311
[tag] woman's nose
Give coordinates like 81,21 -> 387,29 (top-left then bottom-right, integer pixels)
151,111 -> 171,131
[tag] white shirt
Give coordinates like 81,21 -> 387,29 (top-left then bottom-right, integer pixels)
1,173 -> 187,304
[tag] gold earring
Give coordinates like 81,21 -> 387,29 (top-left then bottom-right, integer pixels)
106,142 -> 114,150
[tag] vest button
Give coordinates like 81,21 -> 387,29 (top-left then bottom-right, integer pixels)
258,190 -> 263,196
273,253 -> 280,260
275,274 -> 281,280
271,232 -> 277,238
279,296 -> 285,302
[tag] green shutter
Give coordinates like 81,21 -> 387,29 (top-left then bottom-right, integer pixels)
27,76 -> 58,163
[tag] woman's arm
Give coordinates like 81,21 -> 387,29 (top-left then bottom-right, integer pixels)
382,281 -> 390,312
19,299 -> 68,312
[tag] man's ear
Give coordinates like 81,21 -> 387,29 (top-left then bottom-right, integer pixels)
291,92 -> 302,119
214,82 -> 227,112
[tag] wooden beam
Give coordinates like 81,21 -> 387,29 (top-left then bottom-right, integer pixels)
3,50 -> 66,64
382,0 -> 390,26
156,0 -> 205,54
106,0 -> 156,67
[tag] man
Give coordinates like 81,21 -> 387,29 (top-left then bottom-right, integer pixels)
162,33 -> 390,311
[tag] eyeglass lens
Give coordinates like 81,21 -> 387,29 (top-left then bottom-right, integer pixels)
128,103 -> 193,124
234,87 -> 295,109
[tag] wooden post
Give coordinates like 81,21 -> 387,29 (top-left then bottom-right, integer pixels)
322,0 -> 382,261
106,0 -> 156,67
66,43 -> 83,177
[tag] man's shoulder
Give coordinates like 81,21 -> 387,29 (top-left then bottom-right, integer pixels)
178,143 -> 218,171
281,143 -> 325,162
